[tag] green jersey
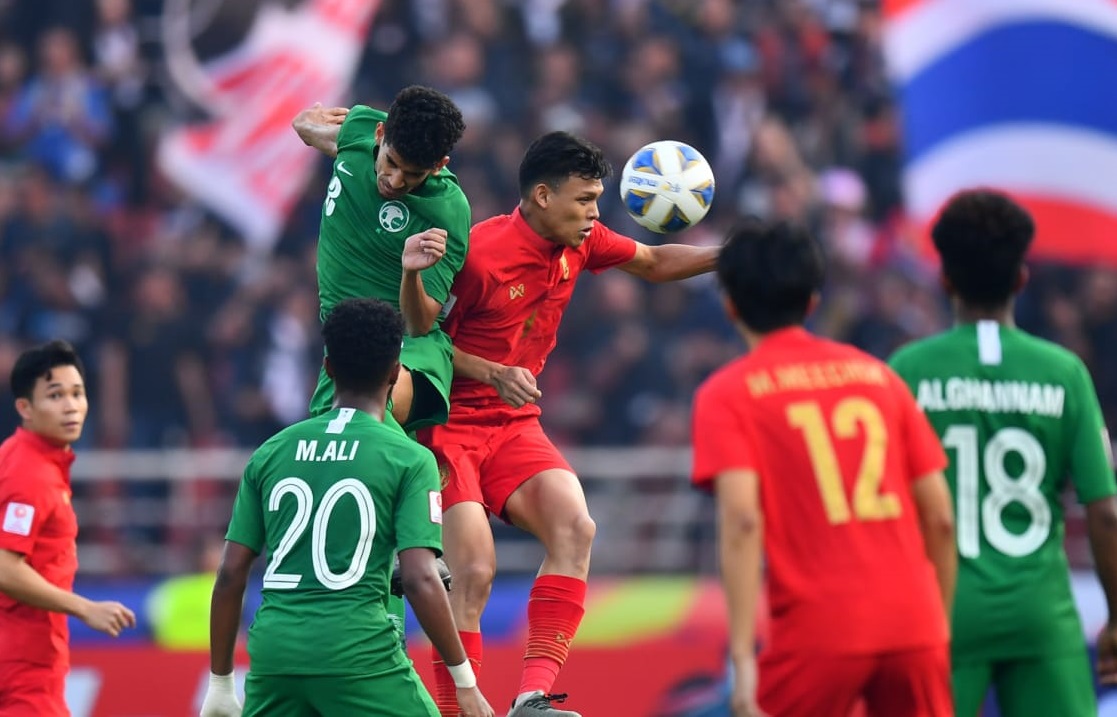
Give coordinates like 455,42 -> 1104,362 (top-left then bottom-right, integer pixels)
226,407 -> 443,676
890,321 -> 1115,661
311,105 -> 470,426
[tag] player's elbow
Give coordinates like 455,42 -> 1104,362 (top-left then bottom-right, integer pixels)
400,568 -> 441,600
1087,497 -> 1117,539
721,509 -> 762,539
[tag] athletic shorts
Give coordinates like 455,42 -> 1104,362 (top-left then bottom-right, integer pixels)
308,328 -> 453,431
757,645 -> 952,717
953,650 -> 1095,717
0,662 -> 68,717
420,412 -> 572,519
244,669 -> 438,717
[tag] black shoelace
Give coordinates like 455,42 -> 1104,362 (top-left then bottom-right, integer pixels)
525,693 -> 568,708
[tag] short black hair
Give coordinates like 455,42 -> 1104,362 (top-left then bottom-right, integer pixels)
322,298 -> 404,393
382,85 -> 466,169
518,131 -> 611,197
932,189 -> 1035,309
717,218 -> 825,333
11,340 -> 85,400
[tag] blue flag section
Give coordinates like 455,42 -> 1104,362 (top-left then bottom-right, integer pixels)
884,0 -> 1117,266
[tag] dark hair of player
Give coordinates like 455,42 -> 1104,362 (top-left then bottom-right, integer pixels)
322,298 -> 404,393
932,189 -> 1035,310
518,131 -> 611,197
383,85 -> 466,169
10,340 -> 85,400
717,218 -> 826,333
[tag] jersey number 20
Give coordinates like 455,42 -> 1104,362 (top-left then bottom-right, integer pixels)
787,398 -> 901,524
943,425 -> 1050,558
262,476 -> 376,590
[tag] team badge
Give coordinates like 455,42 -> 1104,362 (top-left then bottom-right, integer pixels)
2,502 -> 34,536
559,254 -> 570,280
379,201 -> 409,232
429,491 -> 443,525
438,462 -> 452,490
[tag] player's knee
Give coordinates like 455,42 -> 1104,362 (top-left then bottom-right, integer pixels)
551,512 -> 596,560
452,559 -> 496,599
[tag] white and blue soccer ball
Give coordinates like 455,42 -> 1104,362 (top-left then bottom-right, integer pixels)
619,140 -> 715,233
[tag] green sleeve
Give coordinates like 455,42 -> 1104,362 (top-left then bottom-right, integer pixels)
1066,357 -> 1117,503
225,457 -> 265,553
419,192 -> 471,306
394,448 -> 444,554
337,105 -> 386,154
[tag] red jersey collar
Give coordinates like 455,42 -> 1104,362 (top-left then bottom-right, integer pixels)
15,427 -> 76,469
512,208 -> 564,256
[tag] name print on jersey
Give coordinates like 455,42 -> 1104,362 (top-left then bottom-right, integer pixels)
294,439 -> 360,462
917,378 -> 1065,417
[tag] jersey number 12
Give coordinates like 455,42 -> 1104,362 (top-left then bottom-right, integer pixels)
942,425 -> 1050,558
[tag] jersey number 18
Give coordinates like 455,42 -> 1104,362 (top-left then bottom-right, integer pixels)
942,425 -> 1050,559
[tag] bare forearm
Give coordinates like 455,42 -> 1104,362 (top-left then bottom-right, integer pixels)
404,571 -> 468,666
718,517 -> 762,663
209,574 -> 247,675
400,270 -> 438,336
1088,499 -> 1117,621
0,553 -> 90,618
921,523 -> 957,615
645,244 -> 719,282
293,117 -> 340,158
453,348 -> 502,385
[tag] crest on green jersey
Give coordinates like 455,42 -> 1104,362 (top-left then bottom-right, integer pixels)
379,201 -> 409,232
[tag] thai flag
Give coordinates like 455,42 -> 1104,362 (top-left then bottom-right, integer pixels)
884,0 -> 1117,264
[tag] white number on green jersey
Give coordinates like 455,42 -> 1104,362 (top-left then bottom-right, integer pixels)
942,425 -> 1051,558
324,175 -> 343,217
262,476 -> 376,590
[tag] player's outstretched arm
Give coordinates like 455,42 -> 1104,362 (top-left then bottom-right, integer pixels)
713,468 -> 769,717
401,229 -> 449,336
291,102 -> 349,158
617,242 -> 720,283
453,348 -> 541,408
1086,497 -> 1117,684
910,471 -> 957,616
200,541 -> 256,717
399,548 -> 495,717
0,548 -> 136,636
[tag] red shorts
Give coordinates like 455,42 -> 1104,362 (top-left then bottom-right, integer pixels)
758,645 -> 952,717
0,662 -> 69,717
420,412 -> 572,518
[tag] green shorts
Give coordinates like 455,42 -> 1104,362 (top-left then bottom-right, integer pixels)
243,668 -> 438,717
308,328 -> 453,432
953,650 -> 1095,717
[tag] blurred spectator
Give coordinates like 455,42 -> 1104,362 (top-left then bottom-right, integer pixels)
3,27 -> 112,184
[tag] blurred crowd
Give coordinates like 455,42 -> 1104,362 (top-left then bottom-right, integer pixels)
0,0 -> 1114,567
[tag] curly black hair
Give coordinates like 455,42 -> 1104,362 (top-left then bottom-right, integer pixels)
519,131 -> 611,197
322,298 -> 404,394
11,339 -> 85,400
382,86 -> 466,169
932,189 -> 1035,309
717,217 -> 826,333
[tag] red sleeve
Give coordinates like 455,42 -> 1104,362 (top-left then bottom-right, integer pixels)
443,254 -> 487,338
889,369 -> 947,481
0,471 -> 51,556
586,223 -> 638,274
691,377 -> 757,491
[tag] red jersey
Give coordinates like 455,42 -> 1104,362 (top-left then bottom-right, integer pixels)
444,209 -> 637,413
0,428 -> 78,670
691,328 -> 948,656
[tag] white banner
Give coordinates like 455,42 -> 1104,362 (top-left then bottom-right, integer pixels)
157,0 -> 379,252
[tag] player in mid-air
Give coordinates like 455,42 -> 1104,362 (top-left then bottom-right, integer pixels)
0,340 -> 136,716
199,299 -> 494,717
889,190 -> 1117,716
691,219 -> 957,717
293,85 -> 467,643
423,131 -> 721,717
292,85 -> 469,432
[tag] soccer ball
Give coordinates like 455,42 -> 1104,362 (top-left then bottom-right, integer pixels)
619,140 -> 716,233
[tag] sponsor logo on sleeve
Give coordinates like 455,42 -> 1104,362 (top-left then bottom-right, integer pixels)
429,491 -> 443,525
2,502 -> 35,536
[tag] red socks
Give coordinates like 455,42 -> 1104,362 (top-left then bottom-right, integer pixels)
432,630 -> 482,716
518,575 -> 587,696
